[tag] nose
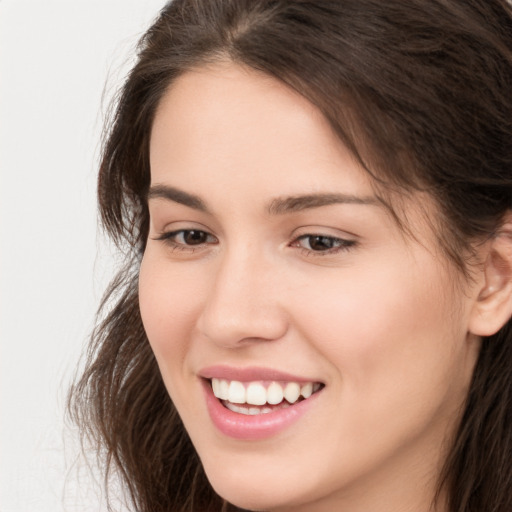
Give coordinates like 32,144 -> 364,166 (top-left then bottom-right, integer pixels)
196,245 -> 289,347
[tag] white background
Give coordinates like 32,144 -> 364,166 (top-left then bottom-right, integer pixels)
0,1 -> 166,510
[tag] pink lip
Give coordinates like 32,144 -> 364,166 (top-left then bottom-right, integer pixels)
199,365 -> 321,384
199,366 -> 323,441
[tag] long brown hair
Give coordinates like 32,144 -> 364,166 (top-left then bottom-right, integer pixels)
69,1 -> 512,511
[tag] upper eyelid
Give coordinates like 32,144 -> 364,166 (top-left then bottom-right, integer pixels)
153,228 -> 356,241
151,218 -> 217,235
294,232 -> 353,241
291,222 -> 359,237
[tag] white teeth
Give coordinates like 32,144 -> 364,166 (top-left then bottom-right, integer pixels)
284,382 -> 301,403
267,382 -> 284,405
211,378 -> 321,406
246,382 -> 267,405
228,381 -> 246,403
300,382 -> 313,399
211,378 -> 220,397
218,379 -> 229,400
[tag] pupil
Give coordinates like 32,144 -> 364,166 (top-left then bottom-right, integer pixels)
185,230 -> 206,245
309,236 -> 332,251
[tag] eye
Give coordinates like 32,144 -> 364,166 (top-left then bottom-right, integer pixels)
292,234 -> 356,255
154,229 -> 218,250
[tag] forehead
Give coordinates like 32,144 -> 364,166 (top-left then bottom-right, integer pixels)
150,61 -> 375,202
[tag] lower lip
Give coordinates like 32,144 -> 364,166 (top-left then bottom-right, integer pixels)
201,380 -> 320,440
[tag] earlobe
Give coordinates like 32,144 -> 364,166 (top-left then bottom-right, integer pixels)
469,220 -> 512,337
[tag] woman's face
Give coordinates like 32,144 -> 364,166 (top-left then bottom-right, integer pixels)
139,62 -> 481,511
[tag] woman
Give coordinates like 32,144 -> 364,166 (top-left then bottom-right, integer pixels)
69,1 -> 512,511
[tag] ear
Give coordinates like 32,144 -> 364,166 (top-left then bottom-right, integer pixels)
469,218 -> 512,337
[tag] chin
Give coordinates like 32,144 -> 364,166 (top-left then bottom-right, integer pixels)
201,458 -> 321,512
209,482 -> 289,512
204,464 -> 277,510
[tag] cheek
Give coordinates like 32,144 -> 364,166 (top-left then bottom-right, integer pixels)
138,252 -> 206,386
289,254 -> 470,433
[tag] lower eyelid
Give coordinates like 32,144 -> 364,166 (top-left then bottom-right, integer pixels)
301,244 -> 356,256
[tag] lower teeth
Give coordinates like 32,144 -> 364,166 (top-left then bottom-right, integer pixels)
223,401 -> 291,415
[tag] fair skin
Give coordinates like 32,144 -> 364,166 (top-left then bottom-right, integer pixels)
138,62 -> 507,511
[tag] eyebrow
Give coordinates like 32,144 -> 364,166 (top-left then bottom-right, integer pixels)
147,184 -> 378,215
267,193 -> 379,215
147,184 -> 209,212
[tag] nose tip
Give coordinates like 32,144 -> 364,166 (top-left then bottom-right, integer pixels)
196,255 -> 288,347
198,307 -> 288,347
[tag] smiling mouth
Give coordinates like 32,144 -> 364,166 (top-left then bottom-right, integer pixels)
209,378 -> 324,416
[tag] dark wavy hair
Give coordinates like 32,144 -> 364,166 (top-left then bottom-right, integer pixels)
69,1 -> 512,511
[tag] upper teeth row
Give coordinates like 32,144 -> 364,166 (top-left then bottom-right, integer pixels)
211,378 -> 319,405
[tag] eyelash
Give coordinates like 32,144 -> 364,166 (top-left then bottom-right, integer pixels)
292,234 -> 357,256
154,230 -> 218,252
154,230 -> 357,256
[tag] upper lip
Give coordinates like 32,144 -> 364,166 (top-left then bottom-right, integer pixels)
198,365 -> 323,384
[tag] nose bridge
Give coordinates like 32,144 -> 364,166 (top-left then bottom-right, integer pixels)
197,240 -> 288,346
